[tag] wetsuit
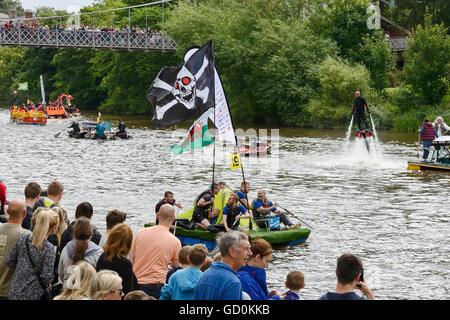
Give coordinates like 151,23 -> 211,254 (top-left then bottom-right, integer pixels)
352,96 -> 370,131
116,122 -> 128,138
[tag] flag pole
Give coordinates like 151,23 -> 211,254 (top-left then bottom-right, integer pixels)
211,40 -> 216,192
213,63 -> 253,230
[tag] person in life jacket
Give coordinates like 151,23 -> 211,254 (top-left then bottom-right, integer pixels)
115,119 -> 129,139
221,193 -> 252,232
191,183 -> 220,231
68,121 -> 86,139
251,189 -> 294,229
419,118 -> 437,161
351,91 -> 370,131
235,181 -> 250,210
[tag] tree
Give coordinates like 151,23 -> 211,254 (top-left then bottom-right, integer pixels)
403,12 -> 449,105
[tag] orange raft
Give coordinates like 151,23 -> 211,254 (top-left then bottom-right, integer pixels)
10,107 -> 47,126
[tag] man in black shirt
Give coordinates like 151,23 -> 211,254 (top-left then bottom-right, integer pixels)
155,191 -> 183,224
192,184 -> 220,231
351,91 -> 371,131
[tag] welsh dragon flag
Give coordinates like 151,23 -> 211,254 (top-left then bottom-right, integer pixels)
171,109 -> 214,155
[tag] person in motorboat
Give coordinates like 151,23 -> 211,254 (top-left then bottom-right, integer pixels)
431,117 -> 449,162
419,118 -> 437,162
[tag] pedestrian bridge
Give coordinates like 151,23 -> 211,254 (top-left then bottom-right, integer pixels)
0,28 -> 176,52
388,37 -> 408,52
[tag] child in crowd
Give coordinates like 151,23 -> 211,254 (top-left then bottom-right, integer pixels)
124,290 -> 156,300
159,244 -> 208,300
282,270 -> 305,300
165,245 -> 191,283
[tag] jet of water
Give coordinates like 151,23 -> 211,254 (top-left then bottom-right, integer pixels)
344,115 -> 354,152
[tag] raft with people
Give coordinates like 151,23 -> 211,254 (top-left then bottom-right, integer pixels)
145,186 -> 311,250
10,106 -> 47,126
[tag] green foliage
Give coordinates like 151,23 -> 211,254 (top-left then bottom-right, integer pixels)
306,56 -> 371,128
403,13 -> 449,105
165,0 -> 337,126
351,32 -> 394,90
0,47 -> 24,105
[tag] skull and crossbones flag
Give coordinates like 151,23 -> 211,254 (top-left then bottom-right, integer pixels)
147,40 -> 215,129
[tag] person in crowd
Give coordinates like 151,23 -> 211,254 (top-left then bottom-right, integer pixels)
88,269 -> 123,300
319,253 -> 375,300
53,261 -> 96,300
160,243 -> 208,300
194,231 -> 252,300
99,209 -> 127,247
0,181 -> 6,216
7,209 -> 59,300
96,223 -> 138,295
155,191 -> 183,225
0,181 -> 7,218
282,270 -> 305,300
58,217 -> 103,288
124,290 -> 156,300
236,181 -> 251,210
237,238 -> 280,300
23,182 -> 41,230
218,181 -> 227,190
60,202 -> 102,251
251,189 -> 294,229
419,118 -> 437,161
191,183 -> 220,231
129,204 -> 181,299
34,180 -> 69,226
351,91 -> 371,131
201,256 -> 213,272
0,200 -> 31,300
166,245 -> 191,283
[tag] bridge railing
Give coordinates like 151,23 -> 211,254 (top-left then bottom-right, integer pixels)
388,37 -> 408,52
0,28 -> 176,52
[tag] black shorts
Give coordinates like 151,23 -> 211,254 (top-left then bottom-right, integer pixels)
192,208 -> 209,223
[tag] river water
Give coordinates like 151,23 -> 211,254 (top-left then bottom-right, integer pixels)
1,108 -> 449,300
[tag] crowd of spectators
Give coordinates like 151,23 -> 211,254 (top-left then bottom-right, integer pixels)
0,179 -> 375,301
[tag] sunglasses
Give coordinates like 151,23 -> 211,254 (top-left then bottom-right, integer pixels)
109,288 -> 124,295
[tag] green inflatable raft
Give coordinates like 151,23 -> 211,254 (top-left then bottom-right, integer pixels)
146,187 -> 311,250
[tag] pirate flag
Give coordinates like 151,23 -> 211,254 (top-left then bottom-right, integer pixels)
147,40 -> 215,129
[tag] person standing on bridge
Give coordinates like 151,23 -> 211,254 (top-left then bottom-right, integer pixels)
351,91 -> 371,131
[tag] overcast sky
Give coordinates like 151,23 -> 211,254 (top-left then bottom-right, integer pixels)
21,0 -> 97,12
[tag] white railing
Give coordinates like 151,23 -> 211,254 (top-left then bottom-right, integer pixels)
0,28 -> 176,52
388,36 -> 408,52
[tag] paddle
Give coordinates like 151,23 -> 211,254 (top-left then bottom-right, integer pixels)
54,128 -> 67,138
416,127 -> 421,159
279,206 -> 315,231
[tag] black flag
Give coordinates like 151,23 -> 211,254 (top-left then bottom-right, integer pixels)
147,40 -> 215,129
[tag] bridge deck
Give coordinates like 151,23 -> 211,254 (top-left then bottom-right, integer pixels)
0,28 -> 176,52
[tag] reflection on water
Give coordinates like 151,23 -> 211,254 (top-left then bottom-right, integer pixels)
1,108 -> 449,300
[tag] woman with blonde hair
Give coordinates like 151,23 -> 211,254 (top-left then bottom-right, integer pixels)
7,209 -> 59,300
53,261 -> 96,300
59,217 -> 103,288
88,269 -> 123,300
96,223 -> 138,295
